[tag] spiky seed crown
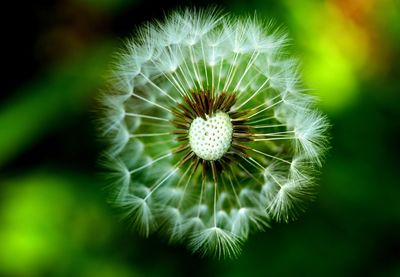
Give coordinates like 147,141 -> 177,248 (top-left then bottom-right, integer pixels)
100,8 -> 329,259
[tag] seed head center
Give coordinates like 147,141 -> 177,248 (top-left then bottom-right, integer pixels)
188,111 -> 233,161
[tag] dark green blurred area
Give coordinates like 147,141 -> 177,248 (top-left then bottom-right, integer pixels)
1,0 -> 399,276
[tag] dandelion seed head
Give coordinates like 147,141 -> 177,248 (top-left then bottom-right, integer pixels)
99,8 -> 329,259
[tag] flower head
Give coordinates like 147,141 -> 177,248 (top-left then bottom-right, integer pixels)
100,8 -> 329,258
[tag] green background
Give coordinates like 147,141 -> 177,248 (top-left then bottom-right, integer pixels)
1,0 -> 399,276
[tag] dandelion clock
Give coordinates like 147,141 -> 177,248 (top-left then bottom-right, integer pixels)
99,8 -> 329,258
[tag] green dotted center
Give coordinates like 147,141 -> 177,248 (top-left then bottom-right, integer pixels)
188,111 -> 233,161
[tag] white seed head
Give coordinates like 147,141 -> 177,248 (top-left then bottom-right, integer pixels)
189,112 -> 233,161
99,8 -> 329,259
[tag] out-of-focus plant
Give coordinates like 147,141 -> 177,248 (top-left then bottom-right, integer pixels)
0,173 -> 138,276
0,44 -> 113,167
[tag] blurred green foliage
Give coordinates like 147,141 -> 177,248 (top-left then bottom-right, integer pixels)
1,0 -> 399,276
0,43 -> 114,166
78,0 -> 137,13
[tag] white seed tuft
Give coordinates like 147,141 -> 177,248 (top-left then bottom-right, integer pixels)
100,8 -> 329,259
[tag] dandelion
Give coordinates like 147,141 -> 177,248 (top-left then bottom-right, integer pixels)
99,8 -> 329,258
